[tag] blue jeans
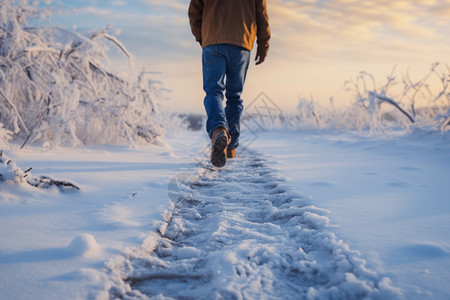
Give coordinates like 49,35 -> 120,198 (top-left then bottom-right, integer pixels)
202,44 -> 251,150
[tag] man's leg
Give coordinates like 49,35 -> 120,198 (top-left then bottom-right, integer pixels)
224,45 -> 251,150
203,45 -> 231,167
202,45 -> 228,138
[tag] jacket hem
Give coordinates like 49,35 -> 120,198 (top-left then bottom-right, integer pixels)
202,40 -> 254,51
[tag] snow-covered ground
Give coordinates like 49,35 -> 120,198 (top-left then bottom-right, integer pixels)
0,129 -> 449,299
254,130 -> 450,300
0,138 -> 197,299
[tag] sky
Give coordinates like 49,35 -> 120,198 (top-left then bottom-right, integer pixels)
35,0 -> 450,114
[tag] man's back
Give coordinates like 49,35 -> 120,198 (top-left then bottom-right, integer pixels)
189,0 -> 270,56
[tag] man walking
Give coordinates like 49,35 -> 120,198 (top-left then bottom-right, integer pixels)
188,0 -> 271,167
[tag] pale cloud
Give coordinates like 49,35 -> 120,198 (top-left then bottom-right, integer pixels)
78,6 -> 114,17
111,0 -> 126,6
74,4 -> 187,28
268,0 -> 450,64
69,0 -> 450,63
138,0 -> 188,13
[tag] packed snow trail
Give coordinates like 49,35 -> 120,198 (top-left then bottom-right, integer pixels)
108,151 -> 400,299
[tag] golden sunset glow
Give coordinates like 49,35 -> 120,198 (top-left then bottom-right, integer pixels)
46,0 -> 450,112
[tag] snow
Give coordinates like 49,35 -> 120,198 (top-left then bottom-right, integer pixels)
111,150 -> 400,299
0,129 -> 449,299
2,1 -> 449,299
0,141 -> 196,299
253,129 -> 450,299
66,234 -> 101,258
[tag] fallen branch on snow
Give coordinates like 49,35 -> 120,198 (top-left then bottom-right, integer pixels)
0,150 -> 80,192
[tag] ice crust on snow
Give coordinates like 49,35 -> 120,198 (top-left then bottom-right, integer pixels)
103,151 -> 401,299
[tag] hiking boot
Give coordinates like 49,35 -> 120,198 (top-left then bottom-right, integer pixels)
227,148 -> 236,159
211,127 -> 230,167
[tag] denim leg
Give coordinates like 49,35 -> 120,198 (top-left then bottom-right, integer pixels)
225,46 -> 251,149
202,45 -> 228,138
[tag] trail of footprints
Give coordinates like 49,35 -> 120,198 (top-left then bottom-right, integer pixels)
114,151 -> 397,300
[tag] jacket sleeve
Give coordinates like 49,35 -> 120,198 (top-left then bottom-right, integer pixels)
255,0 -> 271,57
188,0 -> 204,42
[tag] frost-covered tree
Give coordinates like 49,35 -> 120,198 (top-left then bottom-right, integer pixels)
0,0 -> 167,148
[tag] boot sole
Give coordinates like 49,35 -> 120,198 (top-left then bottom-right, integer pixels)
211,133 -> 228,168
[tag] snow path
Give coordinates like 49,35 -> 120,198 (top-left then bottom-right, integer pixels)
108,151 -> 400,300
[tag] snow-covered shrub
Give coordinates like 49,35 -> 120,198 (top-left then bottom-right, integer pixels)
295,97 -> 370,131
294,63 -> 450,134
345,70 -> 416,134
0,0 -> 166,148
0,150 -> 79,191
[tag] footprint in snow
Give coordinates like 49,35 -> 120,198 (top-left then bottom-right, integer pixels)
107,150 -> 402,300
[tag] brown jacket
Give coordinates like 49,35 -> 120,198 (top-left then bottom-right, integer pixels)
188,0 -> 270,57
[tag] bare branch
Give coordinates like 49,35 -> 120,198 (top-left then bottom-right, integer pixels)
370,92 -> 415,123
0,88 -> 30,134
441,116 -> 450,133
